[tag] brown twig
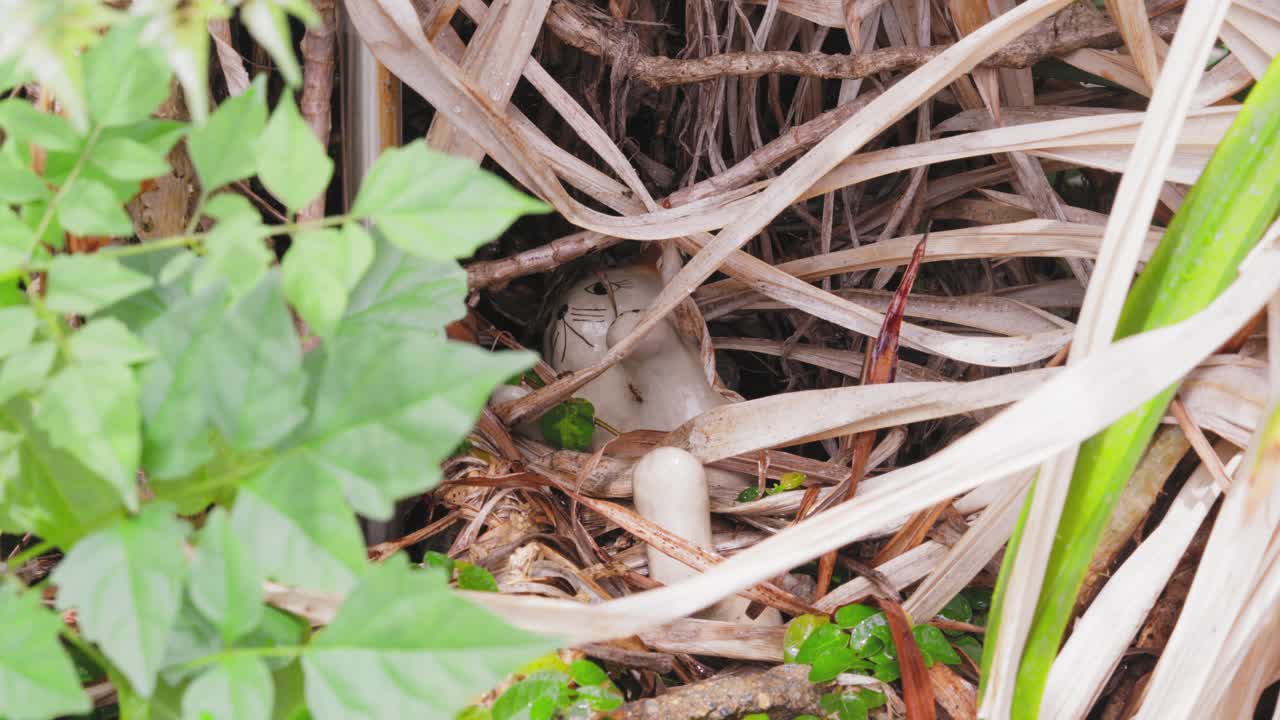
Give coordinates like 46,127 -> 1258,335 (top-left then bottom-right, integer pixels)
546,0 -> 1180,88
608,663 -> 824,719
298,0 -> 337,222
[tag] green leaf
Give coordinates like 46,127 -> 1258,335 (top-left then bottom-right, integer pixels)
187,75 -> 268,190
90,137 -> 172,181
241,0 -> 303,87
0,58 -> 31,94
808,646 -> 868,683
203,274 -> 307,450
456,562 -> 499,592
0,341 -> 56,403
257,91 -> 332,212
302,558 -> 554,720
952,634 -> 983,662
230,458 -> 366,594
834,603 -> 878,630
783,614 -> 829,664
193,213 -> 272,302
777,471 -> 807,491
424,550 -> 455,575
0,584 -> 91,720
568,659 -> 608,687
204,192 -> 258,222
491,672 -> 570,720
69,317 -> 155,365
0,99 -> 81,151
872,660 -> 900,684
0,154 -> 51,203
34,363 -> 141,510
292,332 -> 535,519
57,177 -> 135,236
52,505 -> 190,697
538,398 -> 594,452
794,622 -> 847,665
182,656 -> 274,720
0,206 -> 35,271
847,613 -> 889,656
100,120 -> 189,160
340,236 -> 467,338
0,307 -> 36,359
46,254 -> 154,314
912,625 -> 961,666
0,398 -> 126,546
282,226 -> 373,338
84,19 -> 171,127
189,508 -> 263,643
940,593 -> 972,623
137,284 -> 227,478
351,141 -> 549,261
736,486 -> 760,503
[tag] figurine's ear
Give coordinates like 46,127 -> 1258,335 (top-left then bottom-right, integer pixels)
641,241 -> 684,285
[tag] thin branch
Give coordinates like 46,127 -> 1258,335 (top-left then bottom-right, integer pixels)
546,0 -> 1180,88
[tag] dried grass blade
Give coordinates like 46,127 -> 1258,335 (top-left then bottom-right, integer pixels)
982,44 -> 1280,717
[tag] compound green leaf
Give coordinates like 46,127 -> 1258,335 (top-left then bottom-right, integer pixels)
229,457 -> 365,594
0,584 -> 91,720
34,363 -> 141,511
351,141 -> 549,261
256,91 -> 332,212
188,508 -> 263,643
57,177 -> 135,236
84,19 -> 172,127
302,558 -> 554,720
46,254 -> 154,314
187,75 -> 267,191
52,504 -> 190,697
181,656 -> 273,720
293,331 -> 534,519
0,206 -> 34,272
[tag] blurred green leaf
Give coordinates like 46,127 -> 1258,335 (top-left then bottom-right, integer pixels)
0,584 -> 91,720
34,363 -> 141,510
84,18 -> 171,127
57,177 -> 135,236
0,341 -> 56,403
282,225 -> 373,338
0,99 -> 81,151
302,559 -> 554,720
257,90 -> 332,212
187,75 -> 267,190
68,317 -> 155,365
46,254 -> 153,314
189,508 -> 264,643
52,504 -> 190,697
457,562 -> 499,593
539,398 -> 594,452
89,136 -> 171,181
181,656 -> 274,720
568,659 -> 607,687
351,141 -> 549,261
0,306 -> 36,359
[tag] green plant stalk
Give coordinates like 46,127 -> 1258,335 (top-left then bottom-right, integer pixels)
982,57 -> 1280,717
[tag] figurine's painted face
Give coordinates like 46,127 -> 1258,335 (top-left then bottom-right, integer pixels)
544,267 -> 665,372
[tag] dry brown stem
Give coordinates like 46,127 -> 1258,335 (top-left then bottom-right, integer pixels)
299,0 -> 337,221
546,1 -> 1179,88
